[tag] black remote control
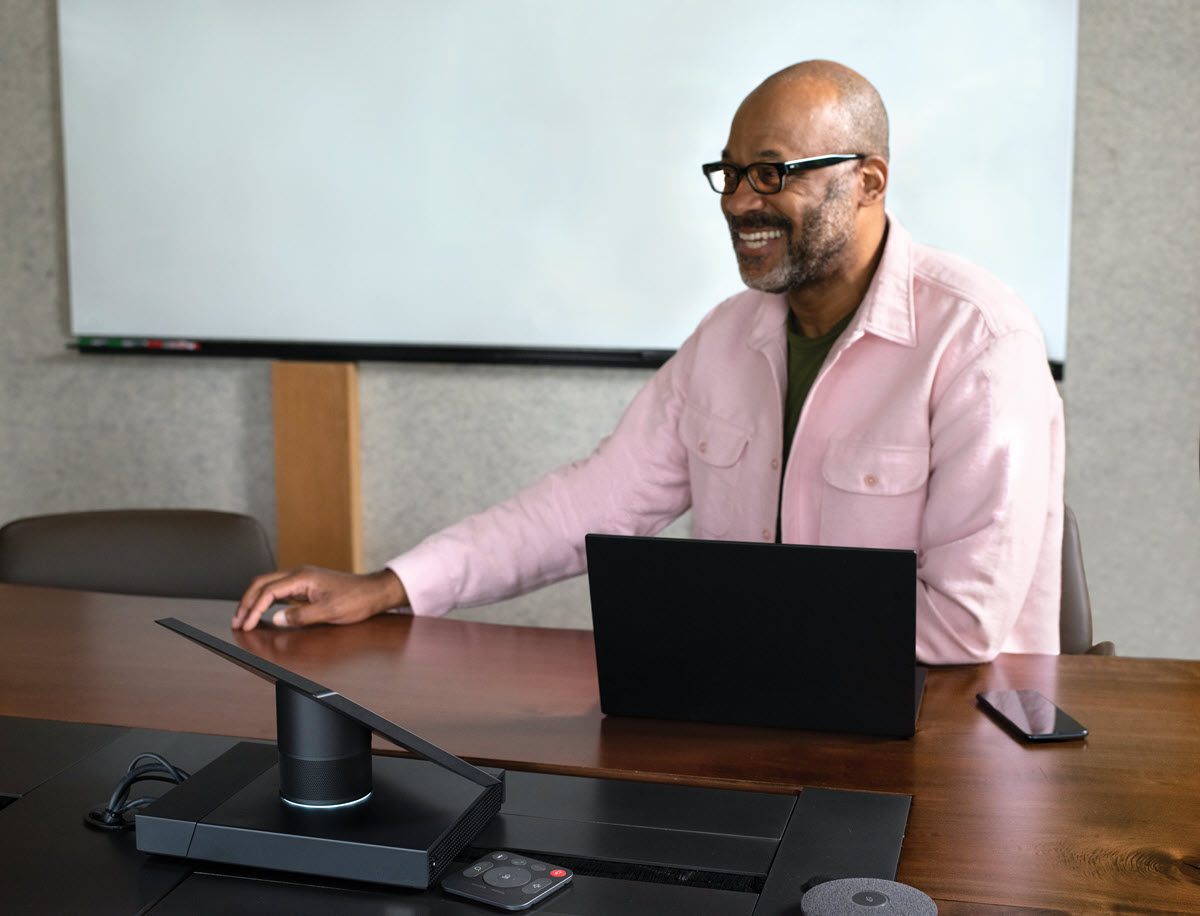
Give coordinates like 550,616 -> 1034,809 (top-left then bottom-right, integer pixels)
441,851 -> 573,911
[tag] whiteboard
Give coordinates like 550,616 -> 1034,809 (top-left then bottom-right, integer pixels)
59,0 -> 1077,363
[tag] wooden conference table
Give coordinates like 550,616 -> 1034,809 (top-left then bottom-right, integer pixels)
1,582 -> 1198,914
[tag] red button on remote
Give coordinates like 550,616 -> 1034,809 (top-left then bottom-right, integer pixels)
550,869 -> 567,877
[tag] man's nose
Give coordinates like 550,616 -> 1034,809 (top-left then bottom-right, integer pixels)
721,179 -> 767,219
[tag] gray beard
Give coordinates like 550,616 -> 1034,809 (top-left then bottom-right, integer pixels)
735,179 -> 855,294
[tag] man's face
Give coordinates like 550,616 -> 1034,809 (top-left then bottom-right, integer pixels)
719,83 -> 860,295
724,172 -> 857,294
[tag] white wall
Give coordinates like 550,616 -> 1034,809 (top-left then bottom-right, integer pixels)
1,0 -> 1196,656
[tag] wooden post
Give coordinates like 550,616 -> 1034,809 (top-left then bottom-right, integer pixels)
270,361 -> 363,572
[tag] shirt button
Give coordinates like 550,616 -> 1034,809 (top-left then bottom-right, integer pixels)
864,473 -> 878,487
770,458 -> 780,470
761,528 -> 771,540
698,441 -> 707,454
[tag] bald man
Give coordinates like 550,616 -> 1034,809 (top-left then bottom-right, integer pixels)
236,61 -> 1064,665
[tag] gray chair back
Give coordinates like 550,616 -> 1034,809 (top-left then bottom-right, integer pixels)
0,509 -> 275,601
1061,505 -> 1115,655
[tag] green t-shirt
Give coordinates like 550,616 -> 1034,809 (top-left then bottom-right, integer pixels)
782,307 -> 856,466
777,307 -> 856,540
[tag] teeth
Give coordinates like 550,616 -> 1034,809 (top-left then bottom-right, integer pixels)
738,229 -> 783,249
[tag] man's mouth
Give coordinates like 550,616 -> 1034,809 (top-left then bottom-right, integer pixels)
736,228 -> 785,250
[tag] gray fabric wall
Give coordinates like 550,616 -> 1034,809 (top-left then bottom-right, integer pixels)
2,1 -> 1196,656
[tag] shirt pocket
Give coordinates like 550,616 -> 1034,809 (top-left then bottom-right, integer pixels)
818,438 -> 929,549
678,404 -> 750,537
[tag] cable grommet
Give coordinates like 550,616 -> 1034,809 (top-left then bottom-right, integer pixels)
84,806 -> 134,832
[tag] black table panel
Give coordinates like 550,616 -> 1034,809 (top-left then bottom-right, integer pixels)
0,727 -> 240,915
0,718 -> 910,914
0,716 -> 126,800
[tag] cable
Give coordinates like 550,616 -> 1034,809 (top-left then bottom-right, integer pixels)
84,752 -> 190,832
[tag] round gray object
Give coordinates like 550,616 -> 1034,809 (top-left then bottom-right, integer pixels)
801,878 -> 937,915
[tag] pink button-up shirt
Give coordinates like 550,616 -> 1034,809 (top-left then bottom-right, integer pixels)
391,220 -> 1064,664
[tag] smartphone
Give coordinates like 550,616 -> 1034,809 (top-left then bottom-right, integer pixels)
976,688 -> 1088,742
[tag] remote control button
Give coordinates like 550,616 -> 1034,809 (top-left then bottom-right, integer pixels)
510,857 -> 528,866
523,878 -> 554,894
483,866 -> 532,888
489,852 -> 510,861
530,863 -> 547,872
462,861 -> 493,878
550,868 -> 568,877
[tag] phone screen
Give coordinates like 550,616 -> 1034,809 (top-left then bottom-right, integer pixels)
976,689 -> 1088,742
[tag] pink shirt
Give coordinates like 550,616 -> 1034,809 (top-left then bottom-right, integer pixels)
390,219 -> 1064,664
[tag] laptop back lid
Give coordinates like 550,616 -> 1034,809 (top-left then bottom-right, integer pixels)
585,534 -> 922,737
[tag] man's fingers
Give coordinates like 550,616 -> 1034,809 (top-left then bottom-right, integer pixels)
233,569 -> 312,630
233,567 -> 408,632
271,601 -> 327,629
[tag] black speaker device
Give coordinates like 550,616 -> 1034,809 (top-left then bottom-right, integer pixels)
135,618 -> 505,889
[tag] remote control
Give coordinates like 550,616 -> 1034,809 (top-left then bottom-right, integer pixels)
441,850 -> 573,911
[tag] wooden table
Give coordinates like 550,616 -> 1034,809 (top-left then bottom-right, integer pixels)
2,582 -> 1197,914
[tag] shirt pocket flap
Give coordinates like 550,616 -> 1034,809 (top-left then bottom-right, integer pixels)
679,405 -> 750,468
822,439 -> 929,496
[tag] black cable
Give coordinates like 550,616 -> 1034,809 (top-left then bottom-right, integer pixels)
101,766 -> 188,817
84,751 -> 190,832
127,752 -> 189,784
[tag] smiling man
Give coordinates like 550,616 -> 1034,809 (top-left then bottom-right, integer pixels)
235,60 -> 1065,665
715,62 -> 889,335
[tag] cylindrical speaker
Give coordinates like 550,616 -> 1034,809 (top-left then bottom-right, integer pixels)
801,877 -> 937,915
276,684 -> 372,807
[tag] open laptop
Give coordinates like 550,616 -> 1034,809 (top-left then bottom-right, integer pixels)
584,534 -> 926,737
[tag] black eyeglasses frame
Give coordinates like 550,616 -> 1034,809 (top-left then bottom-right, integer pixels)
701,154 -> 867,195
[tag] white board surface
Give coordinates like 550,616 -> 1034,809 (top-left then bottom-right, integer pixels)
59,0 -> 1077,362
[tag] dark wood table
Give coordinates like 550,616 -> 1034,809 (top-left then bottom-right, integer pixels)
2,582 -> 1197,914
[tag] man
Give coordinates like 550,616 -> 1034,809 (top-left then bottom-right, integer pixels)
235,61 -> 1064,665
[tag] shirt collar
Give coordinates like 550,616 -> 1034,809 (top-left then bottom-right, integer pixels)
850,214 -> 917,348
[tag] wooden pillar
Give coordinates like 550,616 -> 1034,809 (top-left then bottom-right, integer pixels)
270,361 -> 363,572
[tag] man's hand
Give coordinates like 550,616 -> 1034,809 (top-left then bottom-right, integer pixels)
232,566 -> 409,631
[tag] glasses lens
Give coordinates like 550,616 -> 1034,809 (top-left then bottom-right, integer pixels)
746,163 -> 783,193
705,165 -> 739,194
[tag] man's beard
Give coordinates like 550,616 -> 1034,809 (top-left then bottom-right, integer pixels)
729,178 -> 856,294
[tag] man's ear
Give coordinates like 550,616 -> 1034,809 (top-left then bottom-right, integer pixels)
858,155 -> 888,204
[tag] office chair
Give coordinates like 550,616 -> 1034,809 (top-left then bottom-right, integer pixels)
1060,504 -> 1115,655
0,509 -> 276,601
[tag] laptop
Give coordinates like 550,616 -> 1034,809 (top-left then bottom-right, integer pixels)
584,534 -> 926,737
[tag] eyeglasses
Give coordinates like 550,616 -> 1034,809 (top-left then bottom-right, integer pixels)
701,154 -> 866,195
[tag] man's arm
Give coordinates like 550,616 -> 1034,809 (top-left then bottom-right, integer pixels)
233,344 -> 699,630
914,329 -> 1064,663
387,361 -> 696,616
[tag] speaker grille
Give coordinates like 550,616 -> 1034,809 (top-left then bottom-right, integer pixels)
278,750 -> 372,806
428,782 -> 504,884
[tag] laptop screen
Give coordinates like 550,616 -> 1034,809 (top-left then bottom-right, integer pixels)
585,534 -> 922,737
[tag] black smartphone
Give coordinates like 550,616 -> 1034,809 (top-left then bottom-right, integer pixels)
976,688 -> 1088,742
